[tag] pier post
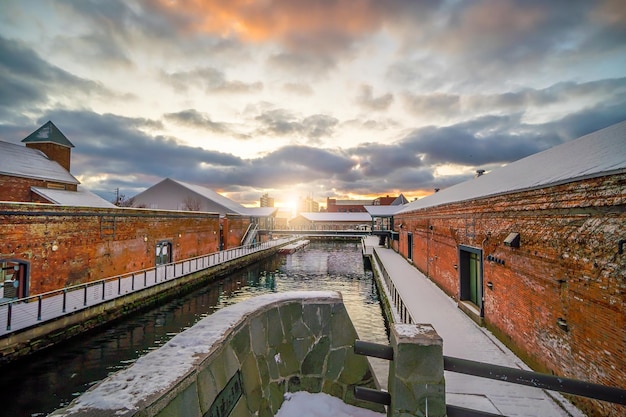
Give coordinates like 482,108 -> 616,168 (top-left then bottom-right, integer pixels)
388,323 -> 446,417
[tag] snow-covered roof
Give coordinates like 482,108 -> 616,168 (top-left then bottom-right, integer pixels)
170,178 -> 245,213
364,205 -> 403,217
296,212 -> 372,222
31,187 -> 117,208
399,120 -> 626,214
0,140 -> 79,185
133,178 -> 277,217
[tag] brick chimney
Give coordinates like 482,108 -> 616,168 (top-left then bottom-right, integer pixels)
21,121 -> 75,172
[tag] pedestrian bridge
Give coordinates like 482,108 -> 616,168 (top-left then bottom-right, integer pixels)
261,229 -> 392,238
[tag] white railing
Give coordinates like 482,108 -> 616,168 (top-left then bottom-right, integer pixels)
0,237 -> 298,338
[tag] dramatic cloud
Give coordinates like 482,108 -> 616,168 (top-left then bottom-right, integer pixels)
356,85 -> 394,111
1,0 -> 625,205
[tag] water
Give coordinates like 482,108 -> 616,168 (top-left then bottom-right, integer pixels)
0,240 -> 389,417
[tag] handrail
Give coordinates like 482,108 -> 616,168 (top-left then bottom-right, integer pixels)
444,356 -> 626,405
353,340 -> 626,407
0,237 -> 299,336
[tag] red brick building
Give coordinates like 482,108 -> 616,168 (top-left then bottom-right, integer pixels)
393,121 -> 626,417
0,122 -> 240,299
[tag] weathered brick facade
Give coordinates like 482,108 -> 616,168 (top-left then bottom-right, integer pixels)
24,142 -> 71,172
394,173 -> 626,416
0,204 -> 220,295
0,174 -> 77,203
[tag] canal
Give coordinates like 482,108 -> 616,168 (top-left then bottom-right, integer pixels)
0,240 -> 389,417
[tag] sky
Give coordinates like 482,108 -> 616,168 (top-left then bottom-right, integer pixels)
1,0 -> 625,208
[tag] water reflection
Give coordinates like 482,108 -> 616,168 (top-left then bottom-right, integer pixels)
0,240 -> 388,417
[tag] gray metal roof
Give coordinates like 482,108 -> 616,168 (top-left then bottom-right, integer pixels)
399,120 -> 626,214
0,140 -> 79,184
31,187 -> 117,208
295,212 -> 372,222
364,205 -> 403,216
134,178 -> 277,217
21,121 -> 75,148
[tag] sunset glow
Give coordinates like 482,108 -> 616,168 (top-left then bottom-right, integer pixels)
1,0 -> 624,207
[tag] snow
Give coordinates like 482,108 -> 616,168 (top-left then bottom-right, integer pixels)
275,392 -> 384,417
54,291 -> 341,415
394,323 -> 436,337
398,120 -> 626,214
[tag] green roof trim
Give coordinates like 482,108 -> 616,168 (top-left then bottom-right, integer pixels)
21,120 -> 75,148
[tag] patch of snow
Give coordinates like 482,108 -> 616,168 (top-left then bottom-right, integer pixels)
54,291 -> 340,415
395,323 -> 435,337
275,392 -> 384,417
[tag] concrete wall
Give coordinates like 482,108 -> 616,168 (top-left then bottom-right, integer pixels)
0,203 -> 220,295
50,292 -> 384,417
394,172 -> 626,417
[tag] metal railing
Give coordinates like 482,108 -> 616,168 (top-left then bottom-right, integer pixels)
354,340 -> 626,416
0,237 -> 299,337
373,249 -> 414,324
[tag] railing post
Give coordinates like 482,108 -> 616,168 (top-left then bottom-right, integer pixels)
388,323 -> 445,417
6,302 -> 12,331
83,285 -> 88,306
62,289 -> 67,312
37,295 -> 43,320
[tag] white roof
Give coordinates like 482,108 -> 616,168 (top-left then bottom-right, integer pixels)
170,178 -> 245,213
296,212 -> 372,222
0,141 -> 79,185
135,178 -> 277,217
399,120 -> 626,214
364,205 -> 404,216
31,187 -> 117,208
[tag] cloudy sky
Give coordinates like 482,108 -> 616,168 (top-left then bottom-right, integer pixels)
1,0 -> 625,208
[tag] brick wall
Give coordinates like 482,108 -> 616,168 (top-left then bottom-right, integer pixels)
0,174 -> 77,202
222,215 -> 250,249
394,173 -> 626,417
25,142 -> 71,172
0,204 -> 221,295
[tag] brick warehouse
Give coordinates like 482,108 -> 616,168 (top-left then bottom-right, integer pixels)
392,121 -> 626,417
0,121 -> 254,298
0,203 -> 221,295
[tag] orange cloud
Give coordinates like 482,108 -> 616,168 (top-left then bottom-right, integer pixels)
152,0 -> 385,50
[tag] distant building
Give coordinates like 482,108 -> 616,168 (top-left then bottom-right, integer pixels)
373,194 -> 408,206
326,195 -> 408,213
260,193 -> 274,207
326,197 -> 369,213
298,196 -> 319,213
289,212 -> 372,230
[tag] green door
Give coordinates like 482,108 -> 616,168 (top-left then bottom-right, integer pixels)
469,252 -> 480,305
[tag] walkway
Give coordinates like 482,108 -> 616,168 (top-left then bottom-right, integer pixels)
364,237 -> 586,417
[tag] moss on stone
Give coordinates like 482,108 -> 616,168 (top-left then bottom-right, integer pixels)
267,308 -> 284,348
250,315 -> 268,356
230,324 -> 251,361
301,336 -> 330,375
292,335 -> 315,363
154,381 -> 200,417
241,353 -> 262,412
276,342 -> 299,377
196,364 -> 219,413
325,347 -> 347,381
338,352 -> 371,385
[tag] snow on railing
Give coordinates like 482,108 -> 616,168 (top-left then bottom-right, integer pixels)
0,237 -> 298,337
